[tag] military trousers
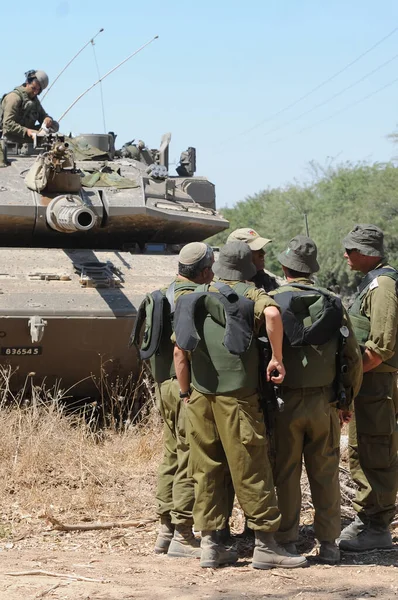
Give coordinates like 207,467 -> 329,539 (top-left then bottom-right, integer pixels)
273,386 -> 341,543
349,371 -> 398,529
155,378 -> 195,526
185,387 -> 281,532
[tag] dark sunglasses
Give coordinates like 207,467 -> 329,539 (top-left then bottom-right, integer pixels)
345,248 -> 357,255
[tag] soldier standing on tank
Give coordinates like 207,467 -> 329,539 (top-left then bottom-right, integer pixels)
0,70 -> 58,145
133,242 -> 214,559
227,227 -> 279,292
173,242 -> 308,570
269,236 -> 362,564
338,224 -> 398,552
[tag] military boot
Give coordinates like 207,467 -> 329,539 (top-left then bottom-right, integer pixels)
252,531 -> 308,570
318,541 -> 340,564
339,527 -> 392,552
200,531 -> 238,568
154,517 -> 174,554
280,542 -> 298,555
337,515 -> 367,544
167,524 -> 201,558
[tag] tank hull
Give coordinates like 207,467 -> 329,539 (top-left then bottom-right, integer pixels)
0,248 -> 181,396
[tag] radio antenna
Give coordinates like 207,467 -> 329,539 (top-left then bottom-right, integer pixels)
42,28 -> 104,100
58,35 -> 159,123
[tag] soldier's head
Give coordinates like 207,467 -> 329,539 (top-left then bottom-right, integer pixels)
227,227 -> 271,272
178,242 -> 214,284
277,235 -> 319,280
213,241 -> 257,282
343,224 -> 384,274
24,70 -> 49,98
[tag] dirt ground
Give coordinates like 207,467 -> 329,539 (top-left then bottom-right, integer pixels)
0,515 -> 397,600
0,407 -> 396,600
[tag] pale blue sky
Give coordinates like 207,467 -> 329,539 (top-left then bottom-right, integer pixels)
3,1 -> 398,207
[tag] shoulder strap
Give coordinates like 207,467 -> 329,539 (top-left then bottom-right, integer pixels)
231,281 -> 254,297
358,267 -> 397,296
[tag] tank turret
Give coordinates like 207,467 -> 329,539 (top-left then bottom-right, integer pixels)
0,129 -> 228,399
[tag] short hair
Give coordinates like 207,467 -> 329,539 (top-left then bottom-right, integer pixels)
284,266 -> 312,279
178,245 -> 214,279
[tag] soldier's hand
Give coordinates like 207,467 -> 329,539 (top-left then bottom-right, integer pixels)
339,409 -> 352,426
26,129 -> 37,140
43,116 -> 53,128
267,357 -> 285,384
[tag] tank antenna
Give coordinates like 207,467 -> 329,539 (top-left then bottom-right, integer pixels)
42,28 -> 105,100
58,35 -> 159,123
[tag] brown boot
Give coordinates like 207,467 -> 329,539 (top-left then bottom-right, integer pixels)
154,517 -> 174,554
167,525 -> 201,558
200,531 -> 238,568
252,531 -> 308,569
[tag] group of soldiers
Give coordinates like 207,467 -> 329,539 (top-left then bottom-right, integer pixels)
134,225 -> 398,570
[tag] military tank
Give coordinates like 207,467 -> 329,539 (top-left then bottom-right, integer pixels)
0,131 -> 228,397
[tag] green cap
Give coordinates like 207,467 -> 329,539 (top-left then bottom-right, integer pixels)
213,241 -> 257,281
343,224 -> 384,257
278,235 -> 319,274
178,242 -> 208,265
227,227 -> 272,251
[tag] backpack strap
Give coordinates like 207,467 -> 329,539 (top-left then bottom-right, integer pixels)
357,267 -> 398,297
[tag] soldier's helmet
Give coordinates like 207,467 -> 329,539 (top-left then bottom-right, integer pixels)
33,70 -> 49,91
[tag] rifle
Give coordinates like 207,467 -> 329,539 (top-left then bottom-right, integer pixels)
335,325 -> 350,409
257,336 -> 284,456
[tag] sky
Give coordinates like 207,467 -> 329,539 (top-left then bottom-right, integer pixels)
3,0 -> 398,208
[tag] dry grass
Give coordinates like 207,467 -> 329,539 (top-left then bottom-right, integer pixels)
0,366 -> 163,540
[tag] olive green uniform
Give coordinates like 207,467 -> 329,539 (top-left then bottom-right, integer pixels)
270,278 -> 363,544
184,282 -> 282,532
152,277 -> 199,526
1,86 -> 48,142
348,266 -> 398,529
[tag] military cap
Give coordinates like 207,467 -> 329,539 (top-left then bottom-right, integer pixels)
343,224 -> 384,257
278,235 -> 320,274
213,241 -> 256,281
227,227 -> 271,251
178,242 -> 208,265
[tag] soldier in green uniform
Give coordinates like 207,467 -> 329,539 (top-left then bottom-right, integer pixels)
133,242 -> 214,558
173,242 -> 308,570
227,228 -> 279,292
1,70 -> 58,144
269,236 -> 362,564
339,224 -> 398,552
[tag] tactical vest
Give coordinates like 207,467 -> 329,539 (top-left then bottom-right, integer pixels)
130,280 -> 199,383
272,284 -> 342,388
0,87 -> 43,133
173,284 -> 257,394
349,267 -> 398,371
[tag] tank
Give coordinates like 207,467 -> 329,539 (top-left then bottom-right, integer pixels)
0,131 -> 228,397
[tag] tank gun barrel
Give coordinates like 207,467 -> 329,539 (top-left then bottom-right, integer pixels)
46,195 -> 98,233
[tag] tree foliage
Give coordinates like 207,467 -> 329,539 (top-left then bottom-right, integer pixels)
210,161 -> 398,292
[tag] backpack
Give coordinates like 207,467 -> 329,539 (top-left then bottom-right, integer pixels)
275,284 -> 343,347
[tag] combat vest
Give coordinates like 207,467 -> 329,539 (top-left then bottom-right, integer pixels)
0,87 -> 44,133
349,266 -> 398,371
271,283 -> 343,388
173,283 -> 257,394
130,280 -> 200,383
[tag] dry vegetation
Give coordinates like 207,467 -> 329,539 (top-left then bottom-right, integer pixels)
0,365 -> 162,540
